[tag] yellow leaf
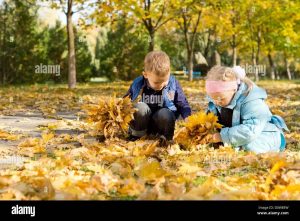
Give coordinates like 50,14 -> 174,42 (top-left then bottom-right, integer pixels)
42,133 -> 54,143
18,138 -> 46,157
118,178 -> 145,196
0,129 -> 20,141
265,160 -> 287,192
270,161 -> 286,174
136,161 -> 166,180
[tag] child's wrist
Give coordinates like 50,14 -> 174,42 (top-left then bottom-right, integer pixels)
212,133 -> 222,143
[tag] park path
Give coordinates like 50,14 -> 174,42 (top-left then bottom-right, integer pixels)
0,112 -> 81,169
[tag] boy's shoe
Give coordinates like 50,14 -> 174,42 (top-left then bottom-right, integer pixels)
127,135 -> 140,142
96,135 -> 105,142
158,135 -> 175,147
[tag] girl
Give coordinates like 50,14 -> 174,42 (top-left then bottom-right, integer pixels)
205,65 -> 289,153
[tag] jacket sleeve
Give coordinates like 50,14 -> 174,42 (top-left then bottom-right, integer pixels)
220,99 -> 271,147
123,83 -> 133,99
174,79 -> 192,119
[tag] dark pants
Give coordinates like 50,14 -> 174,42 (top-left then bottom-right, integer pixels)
129,102 -> 176,140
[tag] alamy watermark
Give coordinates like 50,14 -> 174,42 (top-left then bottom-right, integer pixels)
142,94 -> 163,107
0,155 -> 24,169
240,63 -> 266,77
35,63 -> 60,76
11,205 -> 35,217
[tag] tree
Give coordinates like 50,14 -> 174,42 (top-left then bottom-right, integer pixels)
95,0 -> 174,52
75,31 -> 95,82
158,28 -> 186,71
39,21 -> 68,83
49,0 -> 97,88
98,17 -> 148,80
243,0 -> 300,80
0,0 -> 40,84
176,1 -> 202,81
172,0 -> 217,81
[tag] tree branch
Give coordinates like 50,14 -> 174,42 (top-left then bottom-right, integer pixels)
154,17 -> 173,31
59,0 -> 67,15
154,1 -> 166,29
182,12 -> 191,52
192,10 -> 201,37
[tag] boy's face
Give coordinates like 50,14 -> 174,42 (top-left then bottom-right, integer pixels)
208,90 -> 236,107
143,71 -> 170,91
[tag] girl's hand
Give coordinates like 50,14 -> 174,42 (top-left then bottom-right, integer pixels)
212,133 -> 222,143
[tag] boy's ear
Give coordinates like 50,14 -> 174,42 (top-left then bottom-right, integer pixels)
142,71 -> 147,78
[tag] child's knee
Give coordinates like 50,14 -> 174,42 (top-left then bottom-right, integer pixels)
133,102 -> 151,118
152,108 -> 176,140
154,108 -> 175,124
243,131 -> 282,154
129,102 -> 151,136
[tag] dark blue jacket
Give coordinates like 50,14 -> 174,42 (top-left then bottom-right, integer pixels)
125,75 -> 191,119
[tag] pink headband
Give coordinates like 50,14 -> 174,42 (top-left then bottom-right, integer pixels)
205,81 -> 238,93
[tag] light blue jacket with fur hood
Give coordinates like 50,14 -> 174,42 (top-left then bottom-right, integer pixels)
207,82 -> 289,153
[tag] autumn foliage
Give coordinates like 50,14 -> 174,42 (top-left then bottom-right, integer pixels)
175,112 -> 222,148
83,96 -> 136,139
0,82 -> 299,200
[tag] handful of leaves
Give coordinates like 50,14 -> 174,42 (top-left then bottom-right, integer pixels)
83,96 -> 136,139
174,112 -> 222,148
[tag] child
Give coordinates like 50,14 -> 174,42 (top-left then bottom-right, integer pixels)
205,65 -> 289,153
125,51 -> 191,140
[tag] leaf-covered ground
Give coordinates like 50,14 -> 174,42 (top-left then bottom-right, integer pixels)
0,80 -> 299,200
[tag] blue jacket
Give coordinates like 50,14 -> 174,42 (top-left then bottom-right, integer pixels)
207,82 -> 289,153
125,75 -> 191,119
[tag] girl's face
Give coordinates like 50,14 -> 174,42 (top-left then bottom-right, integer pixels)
208,90 -> 236,107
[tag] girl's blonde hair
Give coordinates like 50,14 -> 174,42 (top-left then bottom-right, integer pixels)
206,65 -> 253,94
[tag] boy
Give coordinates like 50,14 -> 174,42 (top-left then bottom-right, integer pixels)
125,51 -> 191,140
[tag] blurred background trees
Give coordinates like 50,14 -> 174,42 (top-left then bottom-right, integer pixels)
0,0 -> 299,86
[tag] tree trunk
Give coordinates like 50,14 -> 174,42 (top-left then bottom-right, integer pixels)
232,35 -> 237,66
276,70 -> 280,80
252,56 -> 259,82
267,52 -> 275,80
181,10 -> 201,82
232,47 -> 237,66
67,0 -> 76,89
0,3 -> 8,85
285,56 -> 292,80
148,30 -> 155,52
203,29 -> 211,58
187,52 -> 193,81
256,29 -> 261,65
210,50 -> 221,66
214,50 -> 221,66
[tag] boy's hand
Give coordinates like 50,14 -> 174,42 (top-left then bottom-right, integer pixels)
212,133 -> 222,143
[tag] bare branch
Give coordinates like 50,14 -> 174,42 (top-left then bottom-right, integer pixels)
59,0 -> 67,14
154,1 -> 166,29
182,12 -> 191,52
192,10 -> 202,38
154,16 -> 173,31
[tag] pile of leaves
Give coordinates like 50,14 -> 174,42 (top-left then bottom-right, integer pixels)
175,112 -> 222,148
83,96 -> 136,139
